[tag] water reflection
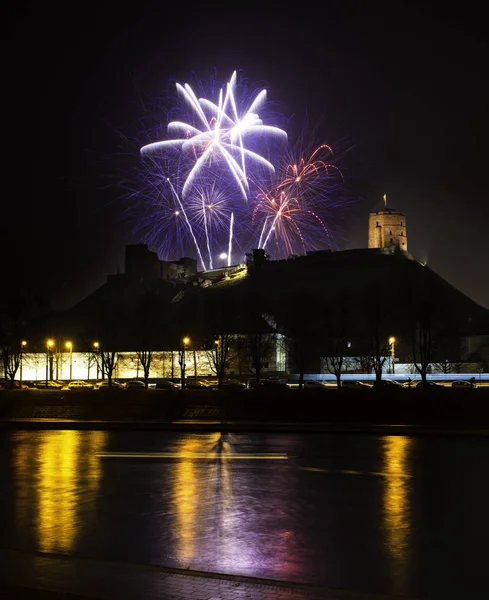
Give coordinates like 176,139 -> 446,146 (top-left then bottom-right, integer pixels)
171,432 -> 294,574
382,435 -> 412,591
13,430 -> 107,553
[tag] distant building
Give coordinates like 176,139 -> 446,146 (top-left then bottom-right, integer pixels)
124,244 -> 197,281
368,207 -> 408,252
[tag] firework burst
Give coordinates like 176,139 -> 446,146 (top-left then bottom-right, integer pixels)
140,70 -> 287,201
252,142 -> 346,257
123,70 -> 351,270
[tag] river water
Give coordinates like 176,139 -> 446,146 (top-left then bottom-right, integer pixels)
0,429 -> 487,599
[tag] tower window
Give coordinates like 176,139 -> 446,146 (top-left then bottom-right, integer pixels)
376,221 -> 379,227
401,222 -> 404,226
400,231 -> 403,236
389,230 -> 392,235
390,238 -> 393,243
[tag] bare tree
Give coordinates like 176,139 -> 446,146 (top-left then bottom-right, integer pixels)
271,294 -> 319,389
0,298 -> 27,388
236,331 -> 276,388
411,306 -> 437,383
323,339 -> 349,389
83,347 -> 99,381
362,288 -> 391,388
205,333 -> 234,387
409,292 -> 448,383
321,297 -> 351,389
94,347 -> 118,386
90,312 -> 121,388
137,350 -> 153,388
1,343 -> 21,387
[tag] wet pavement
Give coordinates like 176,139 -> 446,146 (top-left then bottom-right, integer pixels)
0,548 -> 412,600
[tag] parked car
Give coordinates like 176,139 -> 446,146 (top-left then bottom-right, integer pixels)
67,380 -> 94,390
22,381 -> 39,389
376,379 -> 404,389
95,380 -> 123,389
154,380 -> 181,390
451,380 -> 477,389
260,379 -> 290,390
123,380 -> 147,389
304,380 -> 329,389
415,380 -> 445,389
35,380 -> 63,389
215,379 -> 246,390
341,380 -> 372,389
184,379 -> 213,389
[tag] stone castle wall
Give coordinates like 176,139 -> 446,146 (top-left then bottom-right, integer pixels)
368,210 -> 408,251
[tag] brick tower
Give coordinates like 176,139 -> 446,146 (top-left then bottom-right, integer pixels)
368,202 -> 408,252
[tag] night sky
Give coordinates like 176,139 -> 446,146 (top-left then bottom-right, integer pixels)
5,1 -> 489,311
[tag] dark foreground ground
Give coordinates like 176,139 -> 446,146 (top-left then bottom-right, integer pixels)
0,387 -> 488,434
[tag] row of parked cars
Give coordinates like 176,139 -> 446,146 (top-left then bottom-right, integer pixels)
5,377 -> 480,391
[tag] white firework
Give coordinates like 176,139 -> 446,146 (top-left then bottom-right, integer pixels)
140,71 -> 287,199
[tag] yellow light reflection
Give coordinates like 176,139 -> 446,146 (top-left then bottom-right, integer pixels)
172,433 -> 234,565
173,436 -> 202,562
383,435 -> 412,590
13,430 -> 107,553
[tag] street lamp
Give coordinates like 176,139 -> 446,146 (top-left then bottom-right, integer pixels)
20,340 -> 27,386
180,337 -> 190,389
389,337 -> 396,375
65,341 -> 73,380
93,342 -> 100,380
46,339 -> 54,387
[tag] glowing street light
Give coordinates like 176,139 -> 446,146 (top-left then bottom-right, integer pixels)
65,341 -> 73,380
20,340 -> 27,386
389,337 -> 396,375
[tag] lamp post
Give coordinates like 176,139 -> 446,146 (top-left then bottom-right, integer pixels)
93,342 -> 100,380
214,339 -> 220,386
20,340 -> 27,386
389,337 -> 396,375
180,337 -> 190,389
65,341 -> 73,380
46,339 -> 54,387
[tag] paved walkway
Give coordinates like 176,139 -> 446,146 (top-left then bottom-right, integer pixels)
0,549 -> 418,600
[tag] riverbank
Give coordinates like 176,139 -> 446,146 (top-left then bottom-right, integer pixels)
1,387 -> 488,435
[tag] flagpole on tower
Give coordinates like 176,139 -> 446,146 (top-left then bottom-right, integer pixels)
383,193 -> 387,208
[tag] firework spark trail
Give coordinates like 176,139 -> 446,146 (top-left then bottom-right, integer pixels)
166,178 -> 207,271
202,194 -> 213,270
228,212 -> 234,267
